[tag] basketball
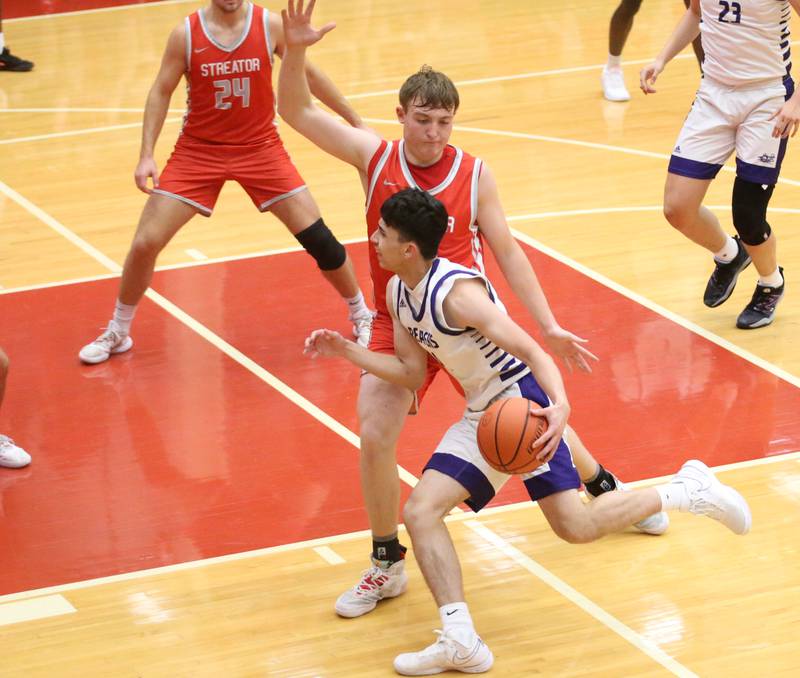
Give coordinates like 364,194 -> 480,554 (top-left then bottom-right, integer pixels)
477,397 -> 549,474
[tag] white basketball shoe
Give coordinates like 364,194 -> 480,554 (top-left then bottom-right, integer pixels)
394,628 -> 494,676
335,557 -> 407,618
601,66 -> 630,102
672,460 -> 752,535
0,435 -> 31,468
351,310 -> 375,348
79,321 -> 133,364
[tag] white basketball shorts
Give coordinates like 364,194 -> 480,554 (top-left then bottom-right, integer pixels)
669,74 -> 794,185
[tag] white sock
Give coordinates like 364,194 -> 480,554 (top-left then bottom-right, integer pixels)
112,300 -> 137,335
440,602 -> 476,643
713,235 -> 739,263
345,290 -> 370,319
607,54 -> 622,69
0,33 -> 5,53
758,268 -> 783,288
655,482 -> 691,512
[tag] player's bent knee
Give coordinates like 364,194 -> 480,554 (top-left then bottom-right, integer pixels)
294,218 -> 346,271
732,177 -> 774,246
549,518 -> 596,545
662,200 -> 693,231
130,232 -> 168,259
402,495 -> 445,528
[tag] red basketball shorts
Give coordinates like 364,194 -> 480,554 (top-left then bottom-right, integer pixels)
154,136 -> 306,215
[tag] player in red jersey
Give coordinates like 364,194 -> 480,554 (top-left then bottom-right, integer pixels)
79,0 -> 373,365
278,0 -> 668,619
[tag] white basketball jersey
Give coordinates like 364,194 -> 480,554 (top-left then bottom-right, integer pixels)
700,0 -> 791,85
390,258 -> 530,411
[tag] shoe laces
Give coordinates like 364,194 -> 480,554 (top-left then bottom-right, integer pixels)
94,327 -> 124,348
415,631 -> 453,659
686,494 -> 721,518
748,286 -> 781,315
423,630 -> 479,662
0,435 -> 15,449
351,565 -> 391,600
350,310 -> 375,326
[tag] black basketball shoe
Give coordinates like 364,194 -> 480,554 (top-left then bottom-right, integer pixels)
0,47 -> 34,72
703,236 -> 751,307
736,268 -> 785,329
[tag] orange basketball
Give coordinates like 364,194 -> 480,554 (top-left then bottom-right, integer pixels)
477,397 -> 549,474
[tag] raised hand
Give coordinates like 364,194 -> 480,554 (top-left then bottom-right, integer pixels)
281,0 -> 336,49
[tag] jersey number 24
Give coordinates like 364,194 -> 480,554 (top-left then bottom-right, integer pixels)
213,77 -> 251,109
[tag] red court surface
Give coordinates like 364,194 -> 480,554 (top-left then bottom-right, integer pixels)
5,0 -> 162,19
1,241 -> 799,596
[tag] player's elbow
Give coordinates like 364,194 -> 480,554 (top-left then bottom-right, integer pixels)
405,369 -> 426,393
276,98 -> 294,121
276,98 -> 305,127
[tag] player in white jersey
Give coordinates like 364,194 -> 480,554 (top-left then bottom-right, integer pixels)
641,0 -> 800,328
305,188 -> 752,676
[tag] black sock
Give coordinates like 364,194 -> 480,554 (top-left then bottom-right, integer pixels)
584,464 -> 619,498
372,537 -> 406,564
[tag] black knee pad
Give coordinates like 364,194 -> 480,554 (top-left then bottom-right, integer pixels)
732,177 -> 774,246
294,218 -> 347,271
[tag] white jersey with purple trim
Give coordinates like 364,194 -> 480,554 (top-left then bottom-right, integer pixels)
699,0 -> 792,86
389,257 -> 530,411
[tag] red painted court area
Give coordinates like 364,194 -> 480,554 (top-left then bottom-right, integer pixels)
5,0 -> 162,19
1,241 -> 799,596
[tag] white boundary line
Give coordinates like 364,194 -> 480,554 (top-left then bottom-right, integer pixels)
0,117 -> 183,145
1,453 -> 795,676
508,223 -> 800,390
184,248 -> 207,261
0,178 -> 421,491
0,595 -> 77,627
312,546 -> 346,566
2,196 -> 798,387
465,520 -> 698,678
0,236 -> 367,296
7,115 -> 800,191
1,451 -> 793,605
5,202 -> 800,297
2,450 -> 796,605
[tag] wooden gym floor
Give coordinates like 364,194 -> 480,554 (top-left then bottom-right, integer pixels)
0,1 -> 798,676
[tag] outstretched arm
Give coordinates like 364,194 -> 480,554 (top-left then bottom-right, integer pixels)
276,0 -> 379,169
639,0 -> 700,94
477,165 -> 598,373
136,23 -> 186,193
444,279 -> 570,461
304,280 -> 428,390
269,10 -> 363,129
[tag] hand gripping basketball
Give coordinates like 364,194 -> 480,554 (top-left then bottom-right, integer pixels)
477,397 -> 549,474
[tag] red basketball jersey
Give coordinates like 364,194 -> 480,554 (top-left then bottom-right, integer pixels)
365,140 -> 485,313
181,3 -> 278,145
